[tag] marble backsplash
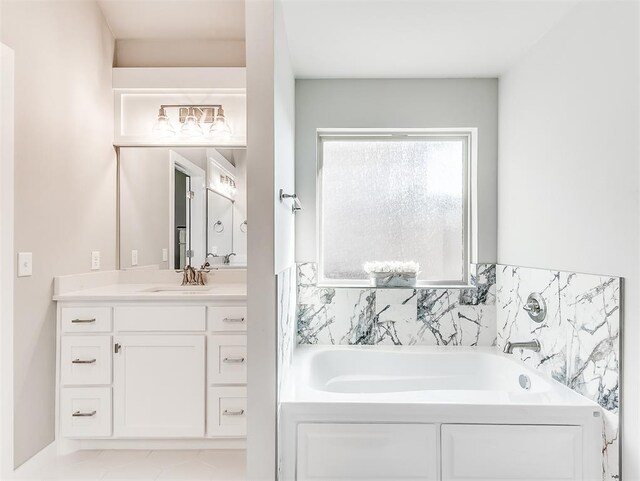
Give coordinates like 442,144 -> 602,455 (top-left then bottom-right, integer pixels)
496,265 -> 621,481
296,262 -> 497,346
277,266 -> 297,398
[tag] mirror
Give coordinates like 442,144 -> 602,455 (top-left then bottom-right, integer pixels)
119,147 -> 246,270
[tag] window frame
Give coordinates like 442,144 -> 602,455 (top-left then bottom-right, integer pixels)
316,128 -> 478,288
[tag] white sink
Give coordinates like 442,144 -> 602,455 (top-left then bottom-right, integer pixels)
141,286 -> 214,293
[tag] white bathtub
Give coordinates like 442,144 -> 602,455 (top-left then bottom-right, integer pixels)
279,346 -> 603,481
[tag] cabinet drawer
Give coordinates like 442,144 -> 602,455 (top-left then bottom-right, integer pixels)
61,336 -> 112,386
60,387 -> 112,438
441,424 -> 583,481
61,307 -> 112,333
207,386 -> 246,437
208,306 -> 247,332
115,306 -> 206,332
208,335 -> 247,384
297,423 -> 438,480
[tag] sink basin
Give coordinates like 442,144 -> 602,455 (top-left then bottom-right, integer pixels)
141,286 -> 214,293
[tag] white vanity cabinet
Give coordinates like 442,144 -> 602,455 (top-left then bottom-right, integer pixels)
56,298 -> 247,452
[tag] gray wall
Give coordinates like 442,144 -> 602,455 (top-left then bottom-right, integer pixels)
295,78 -> 498,264
497,1 -> 639,478
0,0 -> 116,467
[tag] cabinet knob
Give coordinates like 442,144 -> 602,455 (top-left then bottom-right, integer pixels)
114,343 -> 121,354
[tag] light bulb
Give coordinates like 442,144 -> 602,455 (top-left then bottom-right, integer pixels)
209,106 -> 232,140
152,107 -> 175,138
181,107 -> 203,137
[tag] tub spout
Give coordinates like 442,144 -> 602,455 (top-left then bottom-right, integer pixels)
503,339 -> 541,354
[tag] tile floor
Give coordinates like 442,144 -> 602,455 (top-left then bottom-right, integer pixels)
12,449 -> 246,481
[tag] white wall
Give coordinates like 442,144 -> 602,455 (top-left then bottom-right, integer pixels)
115,39 -> 246,68
295,79 -> 498,264
0,41 -> 15,478
274,0 -> 296,274
498,1 -> 639,478
245,0 -> 277,478
0,1 -> 116,467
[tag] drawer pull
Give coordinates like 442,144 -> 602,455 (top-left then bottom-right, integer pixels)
222,409 -> 245,416
223,317 -> 245,323
72,358 -> 96,364
72,410 -> 96,417
223,357 -> 245,363
71,318 -> 96,324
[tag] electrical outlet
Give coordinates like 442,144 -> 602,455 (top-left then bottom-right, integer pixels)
91,251 -> 100,270
162,248 -> 168,262
17,252 -> 32,277
131,249 -> 138,266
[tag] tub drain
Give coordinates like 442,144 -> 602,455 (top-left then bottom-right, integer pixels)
519,374 -> 531,390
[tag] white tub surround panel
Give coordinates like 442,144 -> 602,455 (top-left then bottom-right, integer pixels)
497,265 -> 621,481
297,263 -> 496,346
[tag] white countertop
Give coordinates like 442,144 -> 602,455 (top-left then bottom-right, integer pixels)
53,282 -> 247,302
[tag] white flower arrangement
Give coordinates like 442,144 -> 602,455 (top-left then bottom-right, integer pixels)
363,261 -> 420,276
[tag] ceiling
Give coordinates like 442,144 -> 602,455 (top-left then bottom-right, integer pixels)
97,0 -> 245,40
281,0 -> 581,78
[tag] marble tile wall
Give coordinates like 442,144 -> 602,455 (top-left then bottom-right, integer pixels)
496,265 -> 620,481
277,266 -> 297,398
296,262 -> 497,346
276,265 -> 297,479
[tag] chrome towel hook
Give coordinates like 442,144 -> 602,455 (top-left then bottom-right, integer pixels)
279,189 -> 302,214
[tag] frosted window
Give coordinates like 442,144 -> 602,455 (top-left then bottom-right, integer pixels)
319,137 -> 467,283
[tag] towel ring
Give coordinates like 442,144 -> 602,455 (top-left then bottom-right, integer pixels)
213,220 -> 224,233
240,220 -> 247,233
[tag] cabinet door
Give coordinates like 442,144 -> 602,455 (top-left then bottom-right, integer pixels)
297,423 -> 438,481
113,335 -> 205,438
441,424 -> 583,481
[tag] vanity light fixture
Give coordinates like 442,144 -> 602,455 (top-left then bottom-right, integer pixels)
219,174 -> 237,196
151,104 -> 232,140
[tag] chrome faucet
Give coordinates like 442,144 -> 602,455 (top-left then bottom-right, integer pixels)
223,252 -> 236,265
182,262 -> 210,286
181,265 -> 197,286
503,339 -> 541,354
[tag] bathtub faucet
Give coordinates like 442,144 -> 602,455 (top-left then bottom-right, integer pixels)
503,339 -> 541,354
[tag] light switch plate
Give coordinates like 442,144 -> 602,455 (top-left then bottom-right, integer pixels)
131,249 -> 138,266
17,252 -> 32,277
162,248 -> 168,262
91,251 -> 100,270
